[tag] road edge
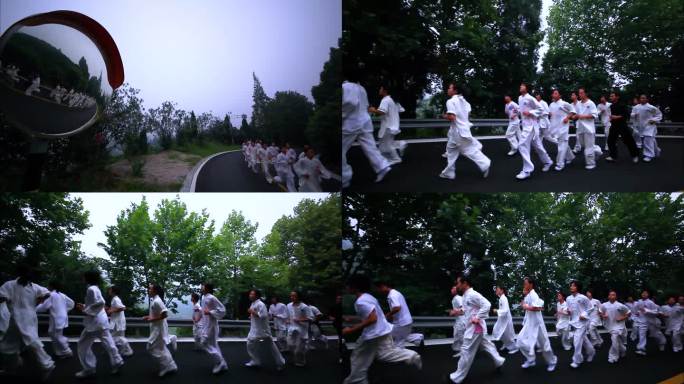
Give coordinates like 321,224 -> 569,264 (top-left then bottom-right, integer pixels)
180,150 -> 241,192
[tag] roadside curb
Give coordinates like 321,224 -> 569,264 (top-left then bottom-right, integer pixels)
180,150 -> 241,192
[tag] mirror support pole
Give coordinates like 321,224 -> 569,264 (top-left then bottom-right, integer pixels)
22,139 -> 49,192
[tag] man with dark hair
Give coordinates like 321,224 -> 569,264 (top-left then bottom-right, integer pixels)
606,91 -> 639,163
566,280 -> 595,368
439,82 -> 491,181
246,289 -> 285,370
492,285 -> 517,354
573,87 -> 601,170
144,283 -> 177,377
343,275 -> 421,384
516,277 -> 557,371
36,280 -> 75,359
287,290 -> 314,367
549,89 -> 577,171
600,290 -> 631,363
555,291 -> 572,350
448,275 -> 504,383
631,94 -> 663,162
106,286 -> 133,357
633,289 -> 666,355
374,281 -> 424,348
199,282 -> 228,374
516,82 -> 553,180
369,84 -> 406,165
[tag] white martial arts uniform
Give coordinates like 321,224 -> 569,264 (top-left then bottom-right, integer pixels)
147,295 -> 177,374
440,94 -> 491,179
342,81 -> 390,186
449,287 -> 505,384
661,303 -> 682,352
343,293 -> 420,384
294,156 -> 332,192
566,293 -> 596,366
246,299 -> 285,368
575,99 -> 600,168
516,289 -> 557,367
549,99 -> 577,170
78,285 -> 123,374
199,293 -> 227,371
286,301 -> 313,366
109,295 -> 133,357
257,146 -> 273,183
631,103 -> 663,160
25,77 -> 40,96
492,294 -> 517,352
377,95 -> 403,165
504,101 -> 520,152
538,99 -> 557,143
587,298 -> 603,346
250,144 -> 260,173
269,302 -> 288,351
633,298 -> 666,353
192,302 -> 203,349
386,289 -> 423,348
625,301 -> 638,341
451,294 -> 466,353
308,305 -> 329,349
275,152 -> 297,192
0,279 -> 54,371
555,301 -> 572,350
600,301 -> 630,362
598,102 -> 612,150
36,290 -> 74,357
517,93 -> 552,177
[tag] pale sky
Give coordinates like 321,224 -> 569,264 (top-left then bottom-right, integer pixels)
0,0 -> 341,122
71,193 -> 330,260
538,0 -> 553,71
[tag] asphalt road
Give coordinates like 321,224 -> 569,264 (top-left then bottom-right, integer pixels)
348,334 -> 683,384
345,137 -> 684,192
2,340 -> 341,384
194,151 -> 341,192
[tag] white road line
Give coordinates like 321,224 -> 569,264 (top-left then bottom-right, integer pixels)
189,150 -> 241,192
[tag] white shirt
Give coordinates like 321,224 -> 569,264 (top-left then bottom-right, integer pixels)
294,157 -> 331,192
631,103 -> 662,136
446,94 -> 474,139
248,299 -> 272,339
36,290 -> 74,332
461,288 -> 491,339
108,295 -> 126,331
149,295 -> 170,344
378,95 -> 401,138
600,301 -> 630,332
598,102 -> 612,127
589,298 -> 602,326
354,293 -> 392,342
538,99 -> 551,129
269,302 -> 288,331
556,301 -> 570,330
634,298 -> 660,326
287,302 -> 313,338
0,280 -> 49,346
518,93 -> 541,130
575,99 -> 599,134
505,101 -> 520,122
199,293 -> 226,332
566,293 -> 593,329
549,99 -> 575,136
387,289 -> 413,327
452,295 -> 466,327
275,153 -> 294,175
83,285 -> 109,332
342,81 -> 373,134
663,303 -> 683,331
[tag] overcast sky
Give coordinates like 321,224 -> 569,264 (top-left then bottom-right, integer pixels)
71,193 -> 329,260
537,0 -> 553,71
0,0 -> 341,122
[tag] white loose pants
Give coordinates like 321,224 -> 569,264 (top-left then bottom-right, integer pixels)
452,323 -> 465,352
391,324 -> 423,348
608,330 -> 626,362
450,333 -> 504,384
570,326 -> 595,365
505,122 -> 519,151
246,337 -> 285,367
441,133 -> 491,178
343,333 -> 420,384
78,328 -> 123,372
147,335 -> 176,373
112,330 -> 133,357
518,127 -> 552,174
287,331 -> 307,366
50,327 -> 72,357
378,133 -> 402,164
342,131 -> 390,186
636,323 -> 666,352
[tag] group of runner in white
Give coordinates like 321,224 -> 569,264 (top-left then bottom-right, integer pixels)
0,266 -> 330,380
342,274 -> 683,384
342,80 -> 665,186
0,60 -> 96,109
241,140 -> 333,192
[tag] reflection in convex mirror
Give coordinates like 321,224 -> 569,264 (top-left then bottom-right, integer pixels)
0,11 -> 124,138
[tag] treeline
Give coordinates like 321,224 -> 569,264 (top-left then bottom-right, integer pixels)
0,193 -> 342,318
343,193 -> 684,316
342,0 -> 684,120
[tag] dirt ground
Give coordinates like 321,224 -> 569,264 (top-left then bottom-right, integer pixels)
108,150 -> 201,188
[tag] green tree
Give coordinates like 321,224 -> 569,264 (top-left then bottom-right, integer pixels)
251,73 -> 272,138
262,91 -> 313,145
307,46 -> 341,165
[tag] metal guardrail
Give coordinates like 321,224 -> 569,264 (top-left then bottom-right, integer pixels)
409,315 -> 556,329
373,118 -> 684,130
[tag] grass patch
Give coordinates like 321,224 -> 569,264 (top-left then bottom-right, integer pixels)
174,141 -> 240,158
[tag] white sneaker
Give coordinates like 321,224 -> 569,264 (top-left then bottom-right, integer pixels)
482,166 -> 490,178
507,348 -> 519,354
389,158 -> 402,166
507,149 -> 517,156
542,163 -> 552,172
586,353 -> 594,362
452,352 -> 461,358
605,156 -> 615,162
632,157 -> 639,164
635,349 -> 646,355
585,164 -> 596,170
439,172 -> 455,180
244,361 -> 258,368
375,167 -> 391,183
643,157 -> 652,163
521,360 -> 536,369
449,372 -> 460,383
75,370 -> 96,379
495,357 -> 505,368
213,362 -> 228,374
570,362 -> 579,369
442,152 -> 448,158
547,363 -> 556,372
516,171 -> 531,180
554,165 -> 564,171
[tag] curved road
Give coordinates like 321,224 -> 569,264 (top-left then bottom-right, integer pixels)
194,151 -> 341,192
346,137 -> 684,192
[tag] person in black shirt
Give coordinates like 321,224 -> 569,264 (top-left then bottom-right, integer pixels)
606,91 -> 639,163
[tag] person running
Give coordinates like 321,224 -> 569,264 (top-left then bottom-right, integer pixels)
548,89 -> 576,171
342,275 -> 421,384
439,82 -> 491,181
555,291 -> 572,351
625,296 -> 638,342
286,291 -> 313,367
269,296 -> 289,352
106,286 -> 133,358
535,93 -> 558,144
191,292 -> 203,350
504,95 -> 520,156
448,275 -> 505,384
605,91 -> 639,163
342,77 -> 392,188
633,289 -> 666,355
245,289 -> 286,371
0,264 -> 55,379
369,83 -> 404,165
598,95 -> 612,151
600,290 -> 631,363
275,146 -> 297,192
144,283 -> 177,377
374,281 -> 424,348
572,87 -> 600,170
294,147 -> 333,192
516,277 -> 557,371
586,290 -> 604,348
449,282 -> 466,358
566,280 -> 596,368
75,270 -> 124,378
516,83 -> 553,180
492,285 -> 518,354
35,281 -> 74,359
631,94 -> 663,162
199,282 -> 228,374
